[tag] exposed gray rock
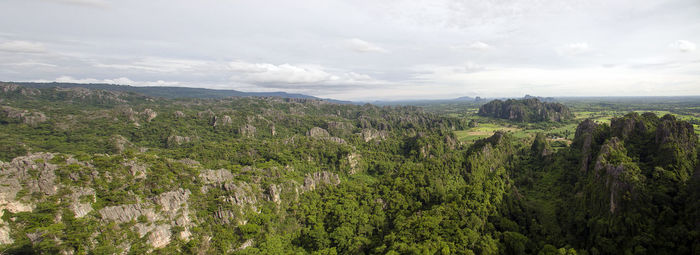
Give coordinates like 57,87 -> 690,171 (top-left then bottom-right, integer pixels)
199,169 -> 234,184
154,189 -> 190,214
239,124 -> 256,137
123,160 -> 147,179
1,106 -> 48,126
361,128 -> 388,142
237,239 -> 254,251
120,107 -> 138,122
141,108 -> 158,122
327,137 -> 346,144
303,171 -> 340,191
327,121 -> 353,136
149,225 -> 172,249
0,153 -> 59,195
575,119 -> 598,172
307,127 -> 330,138
223,182 -> 258,206
99,204 -> 158,223
173,111 -> 185,118
347,153 -> 361,174
214,115 -> 233,127
70,187 -> 96,218
167,135 -> 192,146
267,184 -> 281,204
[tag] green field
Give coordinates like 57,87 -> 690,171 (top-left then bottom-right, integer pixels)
455,109 -> 700,144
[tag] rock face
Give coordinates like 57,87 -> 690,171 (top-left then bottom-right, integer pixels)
239,124 -> 256,137
141,108 -> 158,122
120,107 -> 139,122
574,119 -> 599,172
154,188 -> 190,213
99,204 -> 158,223
173,111 -> 185,118
360,128 -> 388,142
478,98 -> 573,122
214,115 -> 232,127
307,127 -> 346,143
0,83 -> 41,96
0,153 -> 59,196
531,133 -> 552,158
592,138 -> 643,214
148,225 -> 172,249
70,187 -> 96,218
0,155 -> 42,245
98,189 -> 193,248
655,114 -> 696,151
303,171 -> 340,191
1,106 -> 48,126
167,135 -> 192,146
123,160 -> 147,179
347,153 -> 361,174
327,121 -> 353,136
199,169 -> 235,184
267,184 -> 281,204
307,127 -> 330,138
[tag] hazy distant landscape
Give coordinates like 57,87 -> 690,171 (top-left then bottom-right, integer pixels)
1,0 -> 699,254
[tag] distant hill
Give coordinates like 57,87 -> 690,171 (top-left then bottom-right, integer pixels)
478,98 -> 573,122
0,81 -> 351,104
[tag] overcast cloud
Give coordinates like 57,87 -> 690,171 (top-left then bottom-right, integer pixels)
1,0 -> 699,100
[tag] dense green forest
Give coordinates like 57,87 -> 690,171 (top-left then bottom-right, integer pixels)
0,83 -> 698,254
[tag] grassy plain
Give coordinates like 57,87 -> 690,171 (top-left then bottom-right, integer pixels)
454,108 -> 700,145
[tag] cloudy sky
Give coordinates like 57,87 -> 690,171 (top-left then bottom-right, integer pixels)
1,0 -> 699,100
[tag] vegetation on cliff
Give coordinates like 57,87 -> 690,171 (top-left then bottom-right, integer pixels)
478,98 -> 574,122
0,83 -> 698,254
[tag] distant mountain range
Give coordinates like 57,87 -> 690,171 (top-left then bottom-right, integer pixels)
0,82 -> 352,104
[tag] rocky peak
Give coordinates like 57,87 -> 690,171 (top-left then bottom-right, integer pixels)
593,137 -> 644,214
655,114 -> 696,150
531,133 -> 553,158
574,119 -> 599,172
478,98 -> 573,122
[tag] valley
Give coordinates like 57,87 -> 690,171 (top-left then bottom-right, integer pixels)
0,83 -> 698,254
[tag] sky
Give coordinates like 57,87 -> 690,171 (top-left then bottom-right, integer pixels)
0,0 -> 699,101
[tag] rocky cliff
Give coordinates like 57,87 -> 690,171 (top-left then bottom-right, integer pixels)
478,98 -> 573,122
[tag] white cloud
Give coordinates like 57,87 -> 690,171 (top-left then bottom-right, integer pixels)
227,61 -> 384,90
556,42 -> 591,56
450,41 -> 491,51
0,41 -> 47,53
346,38 -> 387,53
229,62 -> 335,84
669,40 -> 696,52
41,76 -> 180,86
96,57 -> 209,73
